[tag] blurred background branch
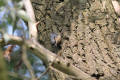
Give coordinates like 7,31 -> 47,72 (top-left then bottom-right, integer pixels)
0,47 -> 8,80
22,45 -> 36,80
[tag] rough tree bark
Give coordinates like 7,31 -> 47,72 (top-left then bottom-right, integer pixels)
31,0 -> 120,80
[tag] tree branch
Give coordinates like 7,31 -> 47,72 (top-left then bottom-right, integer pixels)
22,0 -> 37,39
1,34 -> 96,80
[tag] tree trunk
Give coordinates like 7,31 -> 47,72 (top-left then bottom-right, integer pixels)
31,0 -> 120,80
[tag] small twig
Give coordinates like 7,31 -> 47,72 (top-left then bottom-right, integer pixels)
8,72 -> 30,80
37,68 -> 49,79
22,45 -> 36,80
37,50 -> 62,79
14,58 -> 23,71
35,21 -> 40,32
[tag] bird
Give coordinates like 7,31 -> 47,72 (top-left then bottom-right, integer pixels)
50,33 -> 61,46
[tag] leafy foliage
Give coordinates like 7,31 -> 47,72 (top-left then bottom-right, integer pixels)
0,0 -> 48,80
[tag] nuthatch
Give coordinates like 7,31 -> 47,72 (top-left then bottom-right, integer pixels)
50,33 -> 61,46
